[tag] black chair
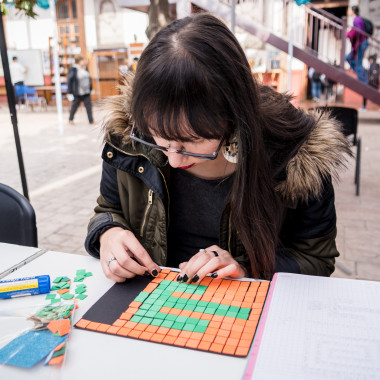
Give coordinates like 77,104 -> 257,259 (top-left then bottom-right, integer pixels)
315,106 -> 361,196
0,184 -> 38,247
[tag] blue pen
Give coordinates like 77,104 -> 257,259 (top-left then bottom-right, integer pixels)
0,275 -> 51,299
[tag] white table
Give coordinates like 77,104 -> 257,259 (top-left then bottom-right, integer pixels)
0,243 -> 41,274
0,244 -> 250,380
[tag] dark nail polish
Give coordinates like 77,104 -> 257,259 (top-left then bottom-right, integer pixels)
182,274 -> 189,282
177,275 -> 183,282
191,274 -> 199,283
152,269 -> 158,277
211,272 -> 218,278
144,271 -> 150,277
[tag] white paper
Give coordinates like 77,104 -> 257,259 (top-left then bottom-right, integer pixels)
250,273 -> 380,380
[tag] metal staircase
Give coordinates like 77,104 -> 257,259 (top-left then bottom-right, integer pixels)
191,0 -> 380,105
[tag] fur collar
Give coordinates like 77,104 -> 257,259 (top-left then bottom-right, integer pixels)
275,109 -> 351,205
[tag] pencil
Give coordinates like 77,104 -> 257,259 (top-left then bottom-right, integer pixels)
0,248 -> 48,280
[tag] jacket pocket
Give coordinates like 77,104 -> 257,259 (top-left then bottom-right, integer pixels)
140,189 -> 153,238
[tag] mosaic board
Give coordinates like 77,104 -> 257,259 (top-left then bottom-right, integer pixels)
75,269 -> 269,357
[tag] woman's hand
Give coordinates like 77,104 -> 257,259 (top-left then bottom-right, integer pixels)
177,245 -> 247,283
99,227 -> 161,282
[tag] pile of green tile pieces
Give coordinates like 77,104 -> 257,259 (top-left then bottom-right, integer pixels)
74,284 -> 87,300
129,279 -> 251,333
74,269 -> 93,282
45,269 -> 93,304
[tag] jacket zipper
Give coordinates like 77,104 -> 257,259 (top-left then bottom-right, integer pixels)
228,210 -> 232,253
106,140 -> 171,228
140,189 -> 153,237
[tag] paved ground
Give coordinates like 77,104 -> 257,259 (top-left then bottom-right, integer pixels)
1,102 -> 379,281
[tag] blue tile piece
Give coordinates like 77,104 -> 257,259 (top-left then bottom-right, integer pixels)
0,330 -> 66,368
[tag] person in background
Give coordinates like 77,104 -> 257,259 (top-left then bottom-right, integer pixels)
308,67 -> 322,102
365,54 -> 380,110
119,57 -> 129,76
85,14 -> 351,284
129,57 -> 139,73
10,56 -> 28,105
346,6 -> 369,110
67,55 -> 94,125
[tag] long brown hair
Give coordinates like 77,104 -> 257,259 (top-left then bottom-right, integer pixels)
131,14 -> 316,278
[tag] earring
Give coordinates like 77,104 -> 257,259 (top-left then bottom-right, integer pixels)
222,135 -> 238,163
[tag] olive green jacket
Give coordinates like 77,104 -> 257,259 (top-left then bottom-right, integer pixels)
85,111 -> 350,278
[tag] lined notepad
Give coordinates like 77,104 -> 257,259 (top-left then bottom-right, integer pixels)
244,273 -> 380,380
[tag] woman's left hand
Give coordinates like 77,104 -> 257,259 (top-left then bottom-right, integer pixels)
177,245 -> 247,283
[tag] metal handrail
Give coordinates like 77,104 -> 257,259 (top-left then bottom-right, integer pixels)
226,0 -> 380,69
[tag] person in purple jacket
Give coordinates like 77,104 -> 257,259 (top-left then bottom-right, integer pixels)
346,6 -> 369,84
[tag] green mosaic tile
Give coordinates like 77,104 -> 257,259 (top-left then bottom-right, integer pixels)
155,312 -> 167,320
197,301 -> 209,308
176,284 -> 188,291
194,306 -> 206,313
172,322 -> 185,330
161,320 -> 174,328
163,301 -> 176,308
217,304 -> 230,311
175,315 -> 188,324
183,323 -> 195,332
187,299 -> 198,306
130,315 -> 142,323
135,309 -> 146,317
165,314 -> 177,321
151,318 -> 163,327
139,303 -> 151,310
150,304 -> 161,311
186,317 -> 199,325
214,309 -> 227,316
134,292 -> 150,302
154,300 -> 165,306
228,306 -> 240,313
145,310 -> 157,318
193,324 -> 208,333
159,280 -> 172,287
197,319 -> 209,327
140,317 -> 153,325
226,310 -> 238,318
205,307 -> 217,314
175,298 -> 187,305
237,310 -> 250,319
144,298 -> 154,305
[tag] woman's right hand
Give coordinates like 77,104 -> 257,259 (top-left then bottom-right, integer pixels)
99,227 -> 161,282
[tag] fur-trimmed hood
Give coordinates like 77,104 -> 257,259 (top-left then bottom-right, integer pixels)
101,80 -> 351,206
275,110 -> 351,204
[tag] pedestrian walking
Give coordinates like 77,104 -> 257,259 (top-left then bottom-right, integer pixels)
346,6 -> 369,110
67,56 -> 94,124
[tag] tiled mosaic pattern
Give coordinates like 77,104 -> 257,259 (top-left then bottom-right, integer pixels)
76,269 -> 269,356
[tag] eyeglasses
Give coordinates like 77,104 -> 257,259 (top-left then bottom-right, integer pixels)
129,122 -> 224,160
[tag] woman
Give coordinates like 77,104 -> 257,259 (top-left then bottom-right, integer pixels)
85,14 -> 350,282
67,56 -> 94,125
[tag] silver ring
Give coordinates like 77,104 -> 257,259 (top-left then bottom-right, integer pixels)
200,249 -> 206,253
106,257 -> 117,268
212,251 -> 219,257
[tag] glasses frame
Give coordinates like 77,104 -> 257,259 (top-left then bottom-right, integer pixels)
129,122 -> 224,160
